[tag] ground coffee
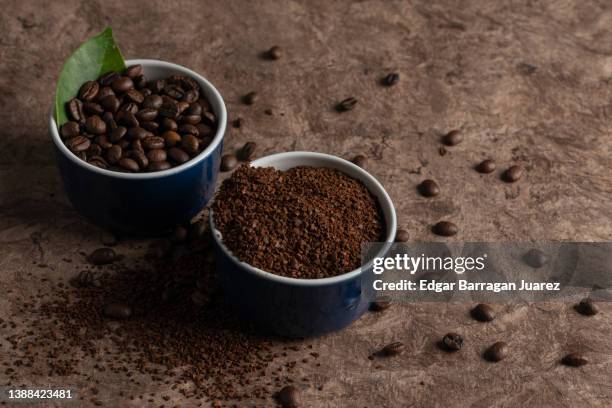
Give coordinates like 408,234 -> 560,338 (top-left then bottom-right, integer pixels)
212,165 -> 384,279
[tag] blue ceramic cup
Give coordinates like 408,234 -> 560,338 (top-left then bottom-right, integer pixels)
49,59 -> 227,234
210,152 -> 397,337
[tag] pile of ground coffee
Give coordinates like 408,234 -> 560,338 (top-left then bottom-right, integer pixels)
213,165 -> 384,279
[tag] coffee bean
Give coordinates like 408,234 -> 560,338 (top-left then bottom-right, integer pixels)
476,159 -> 496,173
165,84 -> 185,100
125,89 -> 144,104
370,296 -> 391,312
70,270 -> 98,288
103,303 -> 132,320
67,98 -> 85,122
132,139 -> 144,153
162,131 -> 182,147
442,333 -> 463,352
147,149 -> 167,163
94,135 -> 112,149
432,221 -> 458,236
161,118 -> 178,132
141,94 -> 163,109
78,80 -> 99,101
575,298 -> 599,316
60,121 -> 80,139
97,86 -> 115,100
202,111 -> 217,126
129,150 -> 149,169
266,45 -> 283,60
160,100 -> 180,118
118,157 -> 139,172
100,95 -> 120,113
178,123 -> 199,136
119,102 -> 139,115
148,161 -> 172,171
111,76 -> 134,93
418,179 -> 440,197
232,118 -> 244,128
65,136 -> 91,152
382,72 -> 399,86
502,165 -> 522,182
141,121 -> 159,133
561,352 -> 587,367
168,147 -> 190,164
83,102 -> 104,115
88,156 -> 108,169
116,111 -> 139,127
88,248 -> 117,265
181,134 -> 200,155
220,154 -> 238,172
181,114 -> 202,125
186,102 -> 203,116
242,92 -> 258,105
471,303 -> 495,322
98,71 -> 119,86
142,136 -> 166,150
135,75 -> 148,89
88,143 -> 103,156
439,146 -> 448,156
276,385 -> 300,408
148,79 -> 165,93
484,341 -> 508,362
196,123 -> 214,138
239,142 -> 256,161
381,341 -> 404,356
523,249 -> 548,268
395,229 -> 409,242
183,89 -> 199,104
106,145 -> 122,164
351,154 -> 367,168
442,129 -> 462,146
125,64 -> 143,78
109,126 -> 127,143
336,97 -> 357,112
85,115 -> 107,135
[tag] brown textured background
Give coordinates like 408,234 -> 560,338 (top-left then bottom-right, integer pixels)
1,0 -> 612,406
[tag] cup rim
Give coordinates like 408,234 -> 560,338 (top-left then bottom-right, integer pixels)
210,151 -> 397,286
48,59 -> 227,179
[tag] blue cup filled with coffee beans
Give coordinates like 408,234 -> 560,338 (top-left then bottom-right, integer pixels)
210,152 -> 397,337
49,59 -> 227,234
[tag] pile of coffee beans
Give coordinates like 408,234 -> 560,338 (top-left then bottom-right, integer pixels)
59,64 -> 217,172
213,165 -> 384,278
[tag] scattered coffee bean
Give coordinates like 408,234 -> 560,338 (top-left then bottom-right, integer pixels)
232,117 -> 243,128
523,248 -> 548,268
88,248 -> 117,265
395,229 -> 409,242
370,296 -> 392,312
418,179 -> 440,197
239,142 -> 256,161
242,92 -> 258,105
265,45 -> 283,60
220,154 -> 239,171
442,333 -> 463,352
382,72 -> 399,86
432,221 -> 458,237
351,154 -> 367,168
336,97 -> 357,112
484,341 -> 508,362
575,298 -> 599,316
381,342 -> 404,356
502,165 -> 522,182
475,159 -> 496,173
103,302 -> 132,320
471,303 -> 495,322
442,129 -> 462,146
561,352 -> 588,367
276,385 -> 300,408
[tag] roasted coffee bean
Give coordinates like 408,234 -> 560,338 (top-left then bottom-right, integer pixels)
109,126 -> 127,143
65,136 -> 91,152
168,147 -> 190,164
125,64 -> 143,78
275,385 -> 299,408
162,131 -> 182,147
561,352 -> 587,367
97,86 -> 115,100
471,303 -> 495,322
432,221 -> 458,237
181,114 -> 201,125
67,98 -> 85,122
160,100 -> 180,118
98,71 -> 119,86
87,144 -> 102,156
132,139 -> 144,153
442,333 -> 463,352
381,342 -> 404,356
196,123 -> 214,138
575,298 -> 599,316
336,97 -> 357,112
116,110 -> 139,127
135,75 -> 148,90
106,145 -> 122,164
147,149 -> 167,163
220,154 -> 238,171
198,98 -> 211,112
111,76 -> 134,93
181,134 -> 199,155
88,247 -> 116,265
103,303 -> 132,320
395,229 -> 409,242
118,157 -> 139,172
239,142 -> 256,161
137,108 -> 158,122
94,135 -> 112,149
232,117 -> 244,128
242,91 -> 258,105
523,248 -> 548,268
148,79 -> 165,93
83,102 -> 104,115
148,161 -> 171,171
183,89 -> 199,104
502,165 -> 522,182
201,111 -> 217,126
127,127 -> 150,141
143,136 -> 166,150
143,94 -> 163,109
129,150 -> 149,169
476,159 -> 496,173
484,341 -> 508,362
60,121 -> 80,139
125,88 -> 144,104
141,121 -> 159,133
370,296 -> 392,312
176,101 -> 190,115
165,84 -> 185,100
418,179 -> 440,197
85,115 -> 107,135
161,118 -> 178,132
266,45 -> 283,60
100,94 -> 120,113
382,72 -> 400,86
442,129 -> 462,146
88,156 -> 108,169
78,80 -> 99,101
120,102 -> 139,115
351,154 -> 366,168
178,123 -> 199,136
186,102 -> 202,116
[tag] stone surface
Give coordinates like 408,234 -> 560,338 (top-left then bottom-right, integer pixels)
1,0 -> 611,406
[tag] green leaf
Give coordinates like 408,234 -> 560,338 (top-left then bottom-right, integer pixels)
55,27 -> 126,126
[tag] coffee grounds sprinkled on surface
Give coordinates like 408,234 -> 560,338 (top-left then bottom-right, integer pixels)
212,165 -> 384,279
